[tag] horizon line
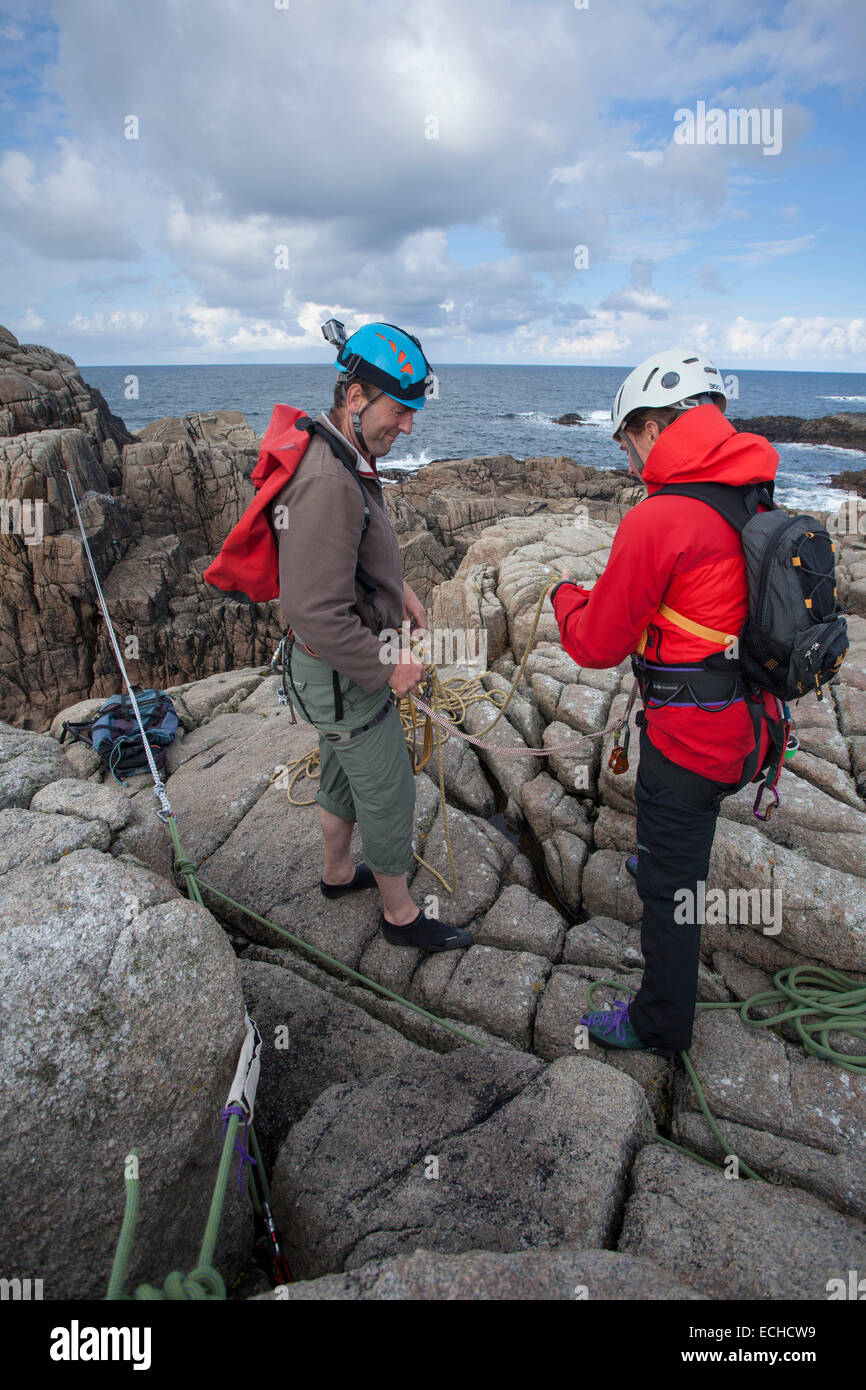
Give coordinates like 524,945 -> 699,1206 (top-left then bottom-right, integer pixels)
76,361 -> 866,376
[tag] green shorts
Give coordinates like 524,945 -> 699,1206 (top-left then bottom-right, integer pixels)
286,644 -> 416,877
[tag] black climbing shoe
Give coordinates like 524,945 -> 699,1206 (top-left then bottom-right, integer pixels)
381,909 -> 473,953
320,863 -> 377,898
625,853 -> 638,880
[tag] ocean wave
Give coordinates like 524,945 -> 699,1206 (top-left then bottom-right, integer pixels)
778,441 -> 866,460
379,448 -> 436,473
494,407 -> 613,429
775,485 -> 852,513
509,410 -> 561,428
820,395 -> 866,403
579,410 -> 613,428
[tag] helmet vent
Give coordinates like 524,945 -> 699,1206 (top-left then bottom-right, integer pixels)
642,366 -> 659,392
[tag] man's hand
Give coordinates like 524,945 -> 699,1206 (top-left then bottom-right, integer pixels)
386,647 -> 427,698
402,580 -> 426,632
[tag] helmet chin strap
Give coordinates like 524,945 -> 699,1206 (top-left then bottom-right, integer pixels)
346,385 -> 383,456
350,411 -> 369,453
621,432 -> 645,478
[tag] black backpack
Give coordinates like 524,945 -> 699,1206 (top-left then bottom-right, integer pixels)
648,482 -> 849,702
60,688 -> 181,781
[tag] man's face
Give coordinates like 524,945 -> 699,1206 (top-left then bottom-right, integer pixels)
349,386 -> 415,456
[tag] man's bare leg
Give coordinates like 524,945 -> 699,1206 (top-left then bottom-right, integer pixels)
318,806 -> 356,886
372,870 -> 421,926
319,807 -> 419,924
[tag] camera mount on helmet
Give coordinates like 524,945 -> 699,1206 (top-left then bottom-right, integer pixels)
321,318 -> 348,351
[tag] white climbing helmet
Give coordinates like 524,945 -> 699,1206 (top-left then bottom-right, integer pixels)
611,348 -> 727,440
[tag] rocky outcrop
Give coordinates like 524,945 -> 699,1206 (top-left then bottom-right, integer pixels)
134,410 -> 260,451
619,1146 -> 866,1300
270,1049 -> 651,1279
6,330 -> 866,1302
385,455 -> 642,566
258,1245 -> 706,1300
731,410 -> 866,452
0,324 -> 133,472
0,327 -> 286,730
829,468 -> 866,498
0,796 -> 251,1299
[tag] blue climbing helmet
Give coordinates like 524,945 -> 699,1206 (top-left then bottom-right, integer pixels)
322,319 -> 433,410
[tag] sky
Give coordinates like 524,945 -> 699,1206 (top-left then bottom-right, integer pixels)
0,0 -> 864,371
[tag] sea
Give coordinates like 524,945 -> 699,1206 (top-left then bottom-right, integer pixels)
82,364 -> 866,513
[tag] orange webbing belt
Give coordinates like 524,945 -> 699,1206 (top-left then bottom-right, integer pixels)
636,603 -> 738,656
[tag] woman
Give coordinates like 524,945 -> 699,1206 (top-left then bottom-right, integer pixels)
550,349 -> 780,1056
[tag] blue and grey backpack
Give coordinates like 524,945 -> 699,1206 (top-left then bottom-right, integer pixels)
60,688 -> 181,781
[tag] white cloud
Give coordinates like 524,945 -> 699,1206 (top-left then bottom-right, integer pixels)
68,310 -> 148,334
0,139 -> 140,260
726,315 -> 866,359
18,307 -> 46,332
602,259 -> 672,320
718,233 -> 818,267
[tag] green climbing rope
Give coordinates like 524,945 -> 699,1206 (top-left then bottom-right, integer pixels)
168,814 -> 488,1052
584,970 -> 866,1183
105,1148 -> 141,1299
105,1115 -> 238,1300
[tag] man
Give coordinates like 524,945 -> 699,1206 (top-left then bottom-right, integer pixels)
550,349 -> 780,1056
272,321 -> 472,953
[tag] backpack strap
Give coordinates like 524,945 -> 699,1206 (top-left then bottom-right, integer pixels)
292,419 -> 385,722
647,480 -> 775,531
636,604 -> 738,655
635,481 -> 775,655
300,420 -> 382,614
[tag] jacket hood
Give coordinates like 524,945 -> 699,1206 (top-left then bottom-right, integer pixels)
641,404 -> 779,493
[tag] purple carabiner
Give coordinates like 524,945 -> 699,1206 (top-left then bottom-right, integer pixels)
753,783 -> 780,821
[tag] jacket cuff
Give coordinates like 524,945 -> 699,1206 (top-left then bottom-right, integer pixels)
550,580 -> 578,607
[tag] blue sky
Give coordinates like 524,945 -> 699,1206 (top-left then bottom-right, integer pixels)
0,0 -> 864,370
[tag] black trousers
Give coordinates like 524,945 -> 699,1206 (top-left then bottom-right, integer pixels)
629,729 -> 738,1052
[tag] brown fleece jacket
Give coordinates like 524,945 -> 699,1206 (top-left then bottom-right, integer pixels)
270,413 -> 404,691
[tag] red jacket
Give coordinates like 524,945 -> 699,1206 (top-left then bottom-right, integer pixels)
552,405 -> 780,783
